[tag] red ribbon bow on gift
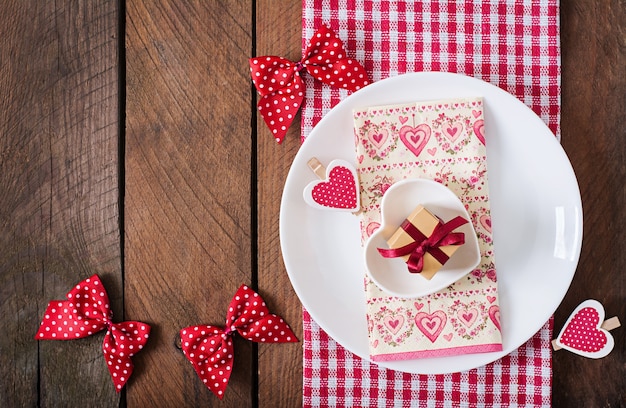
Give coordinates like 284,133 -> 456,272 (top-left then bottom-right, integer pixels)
378,216 -> 468,273
179,284 -> 298,399
35,274 -> 151,391
250,25 -> 370,144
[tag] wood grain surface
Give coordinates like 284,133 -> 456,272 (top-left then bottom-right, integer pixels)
1,0 -> 624,407
124,0 -> 254,406
0,1 -> 122,407
556,0 -> 625,406
255,1 -> 304,407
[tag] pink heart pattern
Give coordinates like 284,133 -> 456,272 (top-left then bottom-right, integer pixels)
556,299 -> 614,358
479,215 -> 492,234
399,124 -> 431,157
383,314 -> 405,335
415,311 -> 447,343
458,308 -> 478,328
473,119 -> 486,145
367,128 -> 389,149
353,97 -> 504,358
442,121 -> 464,143
365,222 -> 380,238
448,301 -> 489,338
488,305 -> 501,331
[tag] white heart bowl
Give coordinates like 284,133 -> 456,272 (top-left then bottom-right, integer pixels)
364,178 -> 481,298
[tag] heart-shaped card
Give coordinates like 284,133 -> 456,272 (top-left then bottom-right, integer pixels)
554,299 -> 616,359
303,159 -> 360,212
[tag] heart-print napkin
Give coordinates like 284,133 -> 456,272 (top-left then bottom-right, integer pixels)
301,0 -> 559,407
354,97 -> 502,361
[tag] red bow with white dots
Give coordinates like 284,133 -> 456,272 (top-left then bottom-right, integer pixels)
35,275 -> 150,392
250,25 -> 370,143
179,284 -> 298,399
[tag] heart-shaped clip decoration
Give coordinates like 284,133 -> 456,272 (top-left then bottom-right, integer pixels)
553,299 -> 620,359
303,158 -> 360,212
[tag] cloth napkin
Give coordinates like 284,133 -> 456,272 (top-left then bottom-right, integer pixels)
301,0 -> 560,407
354,97 -> 502,361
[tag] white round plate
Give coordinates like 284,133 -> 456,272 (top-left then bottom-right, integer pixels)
364,179 -> 480,298
279,72 -> 582,374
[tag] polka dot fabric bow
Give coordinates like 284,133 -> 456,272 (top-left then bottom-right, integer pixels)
250,25 -> 370,143
35,274 -> 151,391
179,284 -> 298,399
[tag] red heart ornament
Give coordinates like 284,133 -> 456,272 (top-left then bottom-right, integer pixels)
303,160 -> 360,212
555,299 -> 615,359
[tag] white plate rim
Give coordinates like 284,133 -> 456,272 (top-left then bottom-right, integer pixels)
279,72 -> 583,374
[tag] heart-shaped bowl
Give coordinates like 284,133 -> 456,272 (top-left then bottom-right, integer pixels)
364,178 -> 481,298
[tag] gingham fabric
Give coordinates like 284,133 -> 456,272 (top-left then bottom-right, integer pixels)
304,311 -> 552,407
300,0 -> 560,407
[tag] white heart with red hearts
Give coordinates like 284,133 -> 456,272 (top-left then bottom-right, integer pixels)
303,159 -> 360,212
555,299 -> 615,359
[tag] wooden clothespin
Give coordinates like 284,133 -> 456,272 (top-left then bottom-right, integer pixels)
307,158 -> 327,180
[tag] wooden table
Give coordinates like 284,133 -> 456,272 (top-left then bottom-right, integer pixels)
1,1 -> 623,406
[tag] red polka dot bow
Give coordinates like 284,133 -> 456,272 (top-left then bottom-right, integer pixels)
179,284 -> 298,399
35,275 -> 151,392
250,25 -> 370,144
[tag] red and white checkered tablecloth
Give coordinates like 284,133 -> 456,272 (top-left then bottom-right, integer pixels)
300,1 -> 560,407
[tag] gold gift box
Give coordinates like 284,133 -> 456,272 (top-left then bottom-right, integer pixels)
386,205 -> 462,280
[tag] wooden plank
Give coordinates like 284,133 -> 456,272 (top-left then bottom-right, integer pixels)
556,0 -> 625,406
255,1 -> 304,406
0,1 -> 121,406
124,1 -> 254,405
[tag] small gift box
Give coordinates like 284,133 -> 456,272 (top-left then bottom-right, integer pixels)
379,205 -> 467,280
